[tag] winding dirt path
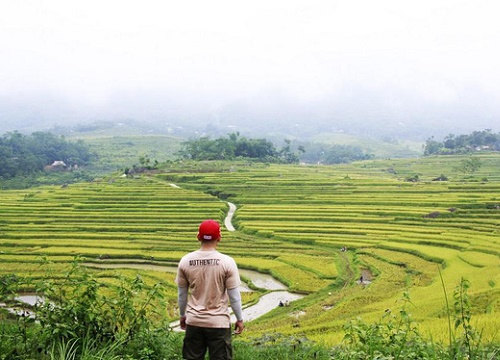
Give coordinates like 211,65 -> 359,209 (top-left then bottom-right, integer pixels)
224,202 -> 237,231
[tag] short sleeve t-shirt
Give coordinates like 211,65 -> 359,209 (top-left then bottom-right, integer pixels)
175,249 -> 241,328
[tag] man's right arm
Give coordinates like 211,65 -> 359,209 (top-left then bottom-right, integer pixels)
228,287 -> 244,334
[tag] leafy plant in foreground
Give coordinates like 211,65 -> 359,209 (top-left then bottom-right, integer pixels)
30,256 -> 174,359
235,332 -> 333,359
452,277 -> 482,360
337,291 -> 433,359
333,282 -> 499,360
2,258 -> 499,359
48,336 -> 124,360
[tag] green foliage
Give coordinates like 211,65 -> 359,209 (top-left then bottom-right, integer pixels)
334,289 -> 499,360
298,141 -> 374,164
2,263 -> 500,359
0,274 -> 20,299
124,155 -> 160,175
178,132 -> 301,163
339,292 -> 429,359
80,135 -> 182,173
454,156 -> 482,174
432,174 -> 449,181
424,129 -> 500,155
405,174 -> 420,182
423,136 -> 443,156
48,337 -> 123,360
452,278 -> 483,359
0,131 -> 95,179
0,169 -> 97,190
0,256 -> 178,359
0,317 -> 41,360
34,257 -> 168,347
310,132 -> 422,158
234,333 -> 333,359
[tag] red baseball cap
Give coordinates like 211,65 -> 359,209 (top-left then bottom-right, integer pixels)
197,220 -> 221,241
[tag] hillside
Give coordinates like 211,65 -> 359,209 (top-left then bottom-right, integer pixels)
310,132 -> 423,158
62,121 -> 424,161
79,134 -> 183,172
1,153 -> 499,348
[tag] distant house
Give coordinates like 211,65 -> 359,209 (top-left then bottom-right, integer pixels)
52,161 -> 67,167
45,160 -> 67,171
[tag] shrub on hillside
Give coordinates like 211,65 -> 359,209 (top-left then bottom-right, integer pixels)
0,256 -> 178,359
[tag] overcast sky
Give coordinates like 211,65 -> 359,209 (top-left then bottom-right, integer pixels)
1,0 -> 499,135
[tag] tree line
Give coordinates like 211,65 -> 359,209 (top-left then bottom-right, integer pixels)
298,142 -> 373,164
424,129 -> 500,155
178,133 -> 374,164
178,133 -> 304,163
0,131 -> 94,179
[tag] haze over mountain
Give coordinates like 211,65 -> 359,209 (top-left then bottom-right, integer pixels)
1,1 -> 499,140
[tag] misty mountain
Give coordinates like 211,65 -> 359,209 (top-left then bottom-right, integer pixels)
1,89 -> 497,143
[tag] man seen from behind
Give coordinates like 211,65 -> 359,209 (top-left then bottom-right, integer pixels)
176,219 -> 244,360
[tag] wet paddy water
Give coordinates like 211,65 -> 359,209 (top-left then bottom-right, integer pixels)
84,261 -> 305,325
2,262 -> 304,326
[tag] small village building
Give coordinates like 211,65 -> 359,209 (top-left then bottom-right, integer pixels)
45,160 -> 67,171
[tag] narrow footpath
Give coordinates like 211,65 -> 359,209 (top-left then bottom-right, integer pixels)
224,202 -> 237,231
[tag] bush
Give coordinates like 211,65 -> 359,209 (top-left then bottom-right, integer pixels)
0,256 -> 179,359
405,174 -> 419,182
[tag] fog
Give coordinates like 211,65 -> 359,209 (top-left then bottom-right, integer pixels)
1,0 -> 499,139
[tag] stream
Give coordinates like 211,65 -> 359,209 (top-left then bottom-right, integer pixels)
84,261 -> 305,326
0,294 -> 43,318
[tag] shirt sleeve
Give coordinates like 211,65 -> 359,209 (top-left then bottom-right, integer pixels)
177,286 -> 188,316
228,287 -> 243,321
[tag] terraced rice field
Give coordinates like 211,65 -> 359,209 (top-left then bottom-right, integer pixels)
1,153 -> 499,345
158,154 -> 500,343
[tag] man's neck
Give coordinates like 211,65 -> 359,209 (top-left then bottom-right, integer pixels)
200,240 -> 218,251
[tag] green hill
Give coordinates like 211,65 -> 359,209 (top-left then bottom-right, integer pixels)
1,153 -> 499,348
311,132 -> 423,158
73,134 -> 183,172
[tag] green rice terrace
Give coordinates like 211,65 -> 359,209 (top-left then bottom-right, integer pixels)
1,153 -> 499,348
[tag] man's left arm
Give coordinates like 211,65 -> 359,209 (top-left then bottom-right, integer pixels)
177,286 -> 188,330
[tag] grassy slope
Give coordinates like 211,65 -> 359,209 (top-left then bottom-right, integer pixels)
1,134 -> 499,347
70,134 -> 183,172
310,132 -> 424,158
